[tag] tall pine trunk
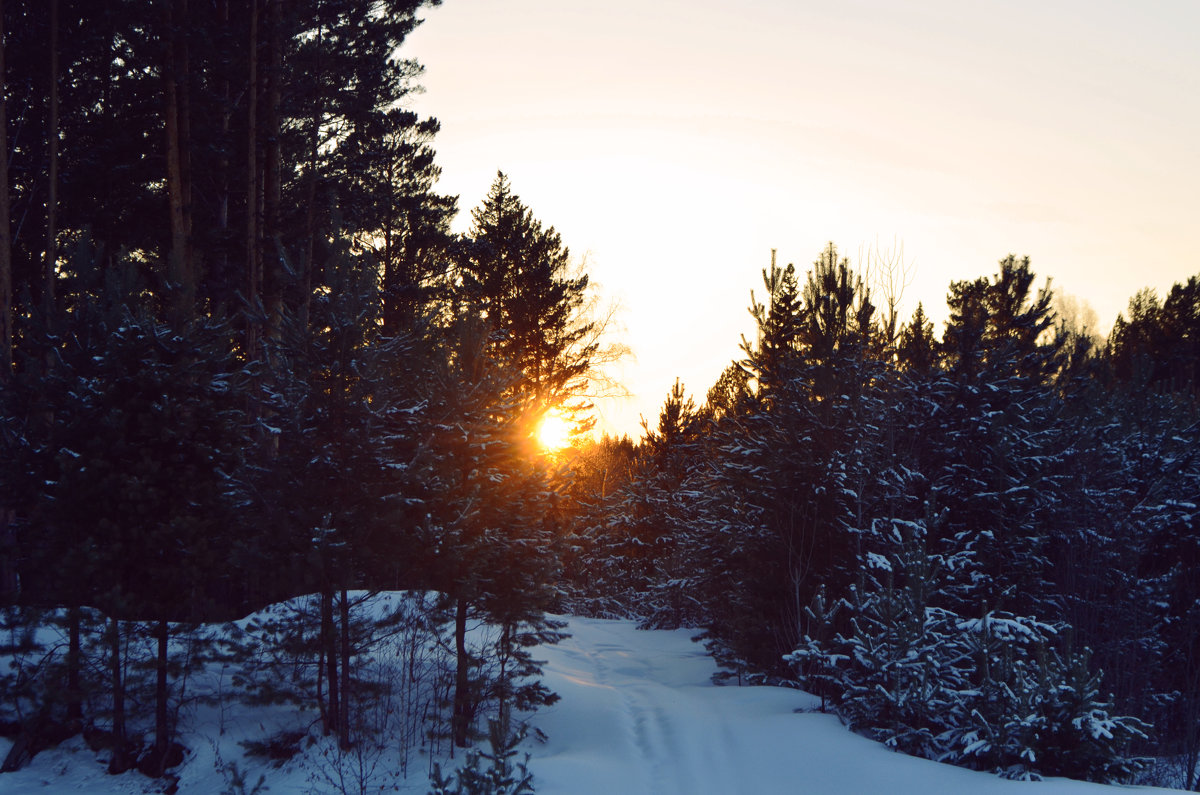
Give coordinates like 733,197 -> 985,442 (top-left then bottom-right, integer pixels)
320,587 -> 339,737
261,0 -> 282,334
497,620 -> 511,721
0,0 -> 11,379
338,588 -> 351,749
164,0 -> 194,319
244,0 -> 260,360
451,596 -> 471,748
153,618 -> 170,772
216,0 -> 230,308
0,0 -> 12,604
43,0 -> 58,320
107,617 -> 132,774
65,606 -> 82,725
380,155 -> 399,335
299,15 -> 323,332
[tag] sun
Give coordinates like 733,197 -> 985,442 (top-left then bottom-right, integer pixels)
536,410 -> 572,452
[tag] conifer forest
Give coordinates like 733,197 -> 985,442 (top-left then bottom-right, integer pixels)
0,1 -> 1198,791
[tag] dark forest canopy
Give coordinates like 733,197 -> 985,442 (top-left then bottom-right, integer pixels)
0,0 -> 1199,789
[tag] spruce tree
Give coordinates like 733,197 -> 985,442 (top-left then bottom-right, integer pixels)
458,173 -> 597,425
688,246 -> 886,676
933,255 -> 1066,617
576,380 -> 706,626
0,248 -> 252,772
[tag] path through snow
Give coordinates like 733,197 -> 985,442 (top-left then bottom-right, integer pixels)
0,611 -> 1175,794
529,616 -> 1166,795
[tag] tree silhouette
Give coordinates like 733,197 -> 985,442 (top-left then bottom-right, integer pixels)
458,173 -> 597,431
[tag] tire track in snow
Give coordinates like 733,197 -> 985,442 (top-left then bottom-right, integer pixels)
587,631 -> 666,793
535,619 -> 749,795
532,618 -> 1155,795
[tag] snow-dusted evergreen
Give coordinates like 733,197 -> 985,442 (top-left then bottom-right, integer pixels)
567,249 -> 1200,786
1,0 -> 1199,786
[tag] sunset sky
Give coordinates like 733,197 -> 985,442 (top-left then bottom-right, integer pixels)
404,0 -> 1200,438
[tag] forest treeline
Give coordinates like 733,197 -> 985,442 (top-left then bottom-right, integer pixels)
0,0 -> 590,781
564,248 -> 1200,787
0,0 -> 1198,790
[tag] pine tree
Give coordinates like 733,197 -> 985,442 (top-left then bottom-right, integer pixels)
415,312 -> 563,748
251,236 -> 435,743
741,252 -> 801,407
428,719 -> 535,795
457,173 -> 597,426
896,303 -> 937,374
933,255 -> 1067,617
689,246 -> 885,676
576,380 -> 706,626
704,362 -> 751,422
0,246 -> 252,772
787,516 -> 965,759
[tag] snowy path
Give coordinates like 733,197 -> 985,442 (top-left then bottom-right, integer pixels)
533,618 -> 747,795
529,616 -> 1166,795
0,612 -> 1175,794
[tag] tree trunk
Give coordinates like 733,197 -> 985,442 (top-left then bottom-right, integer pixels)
177,0 -> 192,261
163,0 -> 193,319
497,620 -> 511,718
65,606 -> 82,725
338,588 -> 351,749
1184,637 -> 1200,792
451,596 -> 471,748
107,617 -> 133,775
299,15 -> 323,332
382,216 -> 394,333
261,0 -> 282,334
244,0 -> 260,360
0,509 -> 14,601
0,0 -> 14,585
153,618 -> 170,770
97,17 -> 113,271
0,0 -> 12,379
216,0 -> 230,309
43,0 -> 59,321
380,154 -> 399,335
320,587 -> 338,737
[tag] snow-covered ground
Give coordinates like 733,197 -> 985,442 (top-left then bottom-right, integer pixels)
534,618 -> 1168,794
0,612 -> 1178,794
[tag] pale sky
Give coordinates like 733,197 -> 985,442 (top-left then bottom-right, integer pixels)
404,0 -> 1200,438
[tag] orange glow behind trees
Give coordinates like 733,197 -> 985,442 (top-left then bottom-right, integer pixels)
536,409 -> 572,453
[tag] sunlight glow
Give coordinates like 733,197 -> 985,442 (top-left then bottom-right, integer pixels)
536,410 -> 572,452
406,1 -> 1200,438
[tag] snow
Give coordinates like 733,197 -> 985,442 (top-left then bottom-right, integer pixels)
533,618 -> 1165,795
0,610 -> 1176,794
865,551 -> 892,571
